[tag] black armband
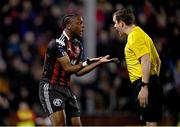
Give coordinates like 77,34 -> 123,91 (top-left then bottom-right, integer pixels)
86,57 -> 97,65
82,58 -> 94,67
141,82 -> 148,87
86,58 -> 92,65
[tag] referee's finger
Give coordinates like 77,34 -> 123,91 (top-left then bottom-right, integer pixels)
139,99 -> 144,107
145,97 -> 148,106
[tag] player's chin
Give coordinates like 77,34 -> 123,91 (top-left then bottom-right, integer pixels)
79,32 -> 83,37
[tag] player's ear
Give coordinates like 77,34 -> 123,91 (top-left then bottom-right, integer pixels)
67,23 -> 71,30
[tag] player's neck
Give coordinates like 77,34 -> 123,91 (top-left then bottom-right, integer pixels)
64,29 -> 73,40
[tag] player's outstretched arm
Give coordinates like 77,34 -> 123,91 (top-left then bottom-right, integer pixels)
76,55 -> 119,76
57,53 -> 84,73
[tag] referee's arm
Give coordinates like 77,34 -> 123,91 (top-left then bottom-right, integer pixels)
138,53 -> 151,107
140,53 -> 151,83
156,57 -> 161,76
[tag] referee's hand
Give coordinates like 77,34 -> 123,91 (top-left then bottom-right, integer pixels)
138,86 -> 149,108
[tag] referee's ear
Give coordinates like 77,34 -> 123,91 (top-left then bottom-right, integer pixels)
122,22 -> 124,28
121,20 -> 126,28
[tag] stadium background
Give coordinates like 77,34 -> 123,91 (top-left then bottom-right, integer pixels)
0,0 -> 179,126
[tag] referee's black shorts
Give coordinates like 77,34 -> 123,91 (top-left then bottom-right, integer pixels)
39,80 -> 80,117
132,75 -> 163,123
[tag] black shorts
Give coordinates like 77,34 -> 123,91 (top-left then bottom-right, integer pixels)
132,75 -> 163,123
39,80 -> 80,117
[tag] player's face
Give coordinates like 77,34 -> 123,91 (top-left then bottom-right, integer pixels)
71,16 -> 84,38
113,15 -> 124,36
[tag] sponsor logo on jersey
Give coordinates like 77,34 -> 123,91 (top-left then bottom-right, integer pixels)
53,98 -> 63,107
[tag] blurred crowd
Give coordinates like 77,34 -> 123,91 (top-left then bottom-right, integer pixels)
0,0 -> 180,125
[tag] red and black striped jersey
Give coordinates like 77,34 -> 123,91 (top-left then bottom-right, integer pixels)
41,31 -> 83,86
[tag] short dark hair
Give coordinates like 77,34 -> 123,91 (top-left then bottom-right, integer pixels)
113,8 -> 135,25
61,13 -> 80,28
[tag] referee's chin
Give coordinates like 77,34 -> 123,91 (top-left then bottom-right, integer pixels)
119,31 -> 126,37
119,31 -> 122,37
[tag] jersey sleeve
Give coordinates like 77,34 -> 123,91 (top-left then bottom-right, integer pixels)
47,40 -> 66,58
56,40 -> 66,58
130,35 -> 149,59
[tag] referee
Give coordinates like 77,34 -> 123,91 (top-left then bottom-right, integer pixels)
113,8 -> 163,126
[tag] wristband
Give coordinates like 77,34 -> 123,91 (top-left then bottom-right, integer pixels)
82,61 -> 88,67
141,82 -> 148,87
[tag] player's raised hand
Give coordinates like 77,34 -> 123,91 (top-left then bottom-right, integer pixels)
107,58 -> 120,64
99,55 -> 110,63
86,57 -> 102,64
99,55 -> 120,64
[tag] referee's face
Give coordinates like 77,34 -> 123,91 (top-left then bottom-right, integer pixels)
113,15 -> 123,36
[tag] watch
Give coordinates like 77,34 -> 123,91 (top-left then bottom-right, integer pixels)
141,82 -> 148,87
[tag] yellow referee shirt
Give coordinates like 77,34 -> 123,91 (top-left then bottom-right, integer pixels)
125,26 -> 159,83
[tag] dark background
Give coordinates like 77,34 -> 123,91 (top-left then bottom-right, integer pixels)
0,0 -> 179,125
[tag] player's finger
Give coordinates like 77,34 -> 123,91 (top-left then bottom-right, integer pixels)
106,58 -> 114,63
112,58 -> 120,63
104,55 -> 110,59
91,58 -> 100,61
109,58 -> 120,63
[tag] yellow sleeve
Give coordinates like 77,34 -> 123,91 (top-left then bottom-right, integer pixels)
130,35 -> 149,59
153,44 -> 159,58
